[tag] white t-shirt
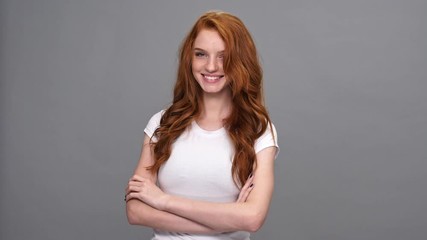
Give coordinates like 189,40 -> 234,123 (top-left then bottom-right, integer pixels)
144,110 -> 279,240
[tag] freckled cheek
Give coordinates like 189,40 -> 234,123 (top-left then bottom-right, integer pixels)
218,62 -> 224,70
191,63 -> 201,79
191,59 -> 205,72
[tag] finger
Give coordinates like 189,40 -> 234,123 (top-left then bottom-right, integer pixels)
125,192 -> 129,202
237,187 -> 247,202
126,185 -> 141,195
237,183 -> 254,202
126,181 -> 142,194
128,180 -> 143,187
237,175 -> 254,202
126,183 -> 142,194
242,174 -> 255,190
130,175 -> 145,182
125,193 -> 136,202
126,192 -> 140,202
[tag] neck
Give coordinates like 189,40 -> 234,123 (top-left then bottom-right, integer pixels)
199,90 -> 232,122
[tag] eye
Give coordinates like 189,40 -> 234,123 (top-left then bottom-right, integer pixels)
194,52 -> 207,58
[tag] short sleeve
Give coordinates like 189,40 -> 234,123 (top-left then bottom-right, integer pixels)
254,123 -> 279,159
144,110 -> 165,142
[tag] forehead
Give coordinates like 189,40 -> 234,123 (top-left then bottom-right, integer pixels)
193,29 -> 225,50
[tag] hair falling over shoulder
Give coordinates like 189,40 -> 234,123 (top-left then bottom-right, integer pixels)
148,11 -> 273,187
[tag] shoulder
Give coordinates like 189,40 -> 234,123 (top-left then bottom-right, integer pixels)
254,122 -> 279,158
144,110 -> 166,139
149,109 -> 166,124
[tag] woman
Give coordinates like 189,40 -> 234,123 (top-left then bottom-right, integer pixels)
125,11 -> 279,240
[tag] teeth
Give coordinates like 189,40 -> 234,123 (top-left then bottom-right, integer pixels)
205,76 -> 219,80
203,74 -> 222,81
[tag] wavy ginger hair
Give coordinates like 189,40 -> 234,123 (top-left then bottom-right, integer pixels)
149,11 -> 273,187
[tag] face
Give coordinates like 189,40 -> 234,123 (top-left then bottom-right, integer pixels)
192,29 -> 228,96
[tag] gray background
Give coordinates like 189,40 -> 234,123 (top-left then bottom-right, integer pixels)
1,0 -> 426,239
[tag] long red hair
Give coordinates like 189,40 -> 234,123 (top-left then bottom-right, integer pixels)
149,11 -> 272,187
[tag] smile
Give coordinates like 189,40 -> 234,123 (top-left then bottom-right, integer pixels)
202,74 -> 224,83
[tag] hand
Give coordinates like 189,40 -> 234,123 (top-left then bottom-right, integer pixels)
125,175 -> 170,210
236,173 -> 255,203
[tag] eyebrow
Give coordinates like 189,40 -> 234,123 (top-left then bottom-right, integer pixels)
193,47 -> 224,54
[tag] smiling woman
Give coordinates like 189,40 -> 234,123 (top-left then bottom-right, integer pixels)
192,29 -> 227,95
125,11 -> 279,240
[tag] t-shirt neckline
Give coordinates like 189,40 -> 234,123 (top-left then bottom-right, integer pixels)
191,121 -> 226,136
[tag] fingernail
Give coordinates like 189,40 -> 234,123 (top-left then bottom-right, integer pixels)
250,183 -> 254,188
249,173 -> 253,178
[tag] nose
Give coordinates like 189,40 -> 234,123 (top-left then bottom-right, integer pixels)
205,56 -> 219,72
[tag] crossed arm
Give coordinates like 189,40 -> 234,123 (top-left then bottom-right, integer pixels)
125,134 -> 277,233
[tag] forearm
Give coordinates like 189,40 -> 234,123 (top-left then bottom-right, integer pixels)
161,152 -> 276,234
126,135 -> 219,234
163,192 -> 271,232
126,199 -> 217,234
128,142 -> 277,233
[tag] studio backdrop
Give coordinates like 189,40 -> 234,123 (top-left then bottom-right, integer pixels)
1,0 -> 426,239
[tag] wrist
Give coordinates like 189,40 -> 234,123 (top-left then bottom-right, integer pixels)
159,193 -> 172,211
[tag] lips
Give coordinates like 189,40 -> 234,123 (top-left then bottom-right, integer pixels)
201,73 -> 224,83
